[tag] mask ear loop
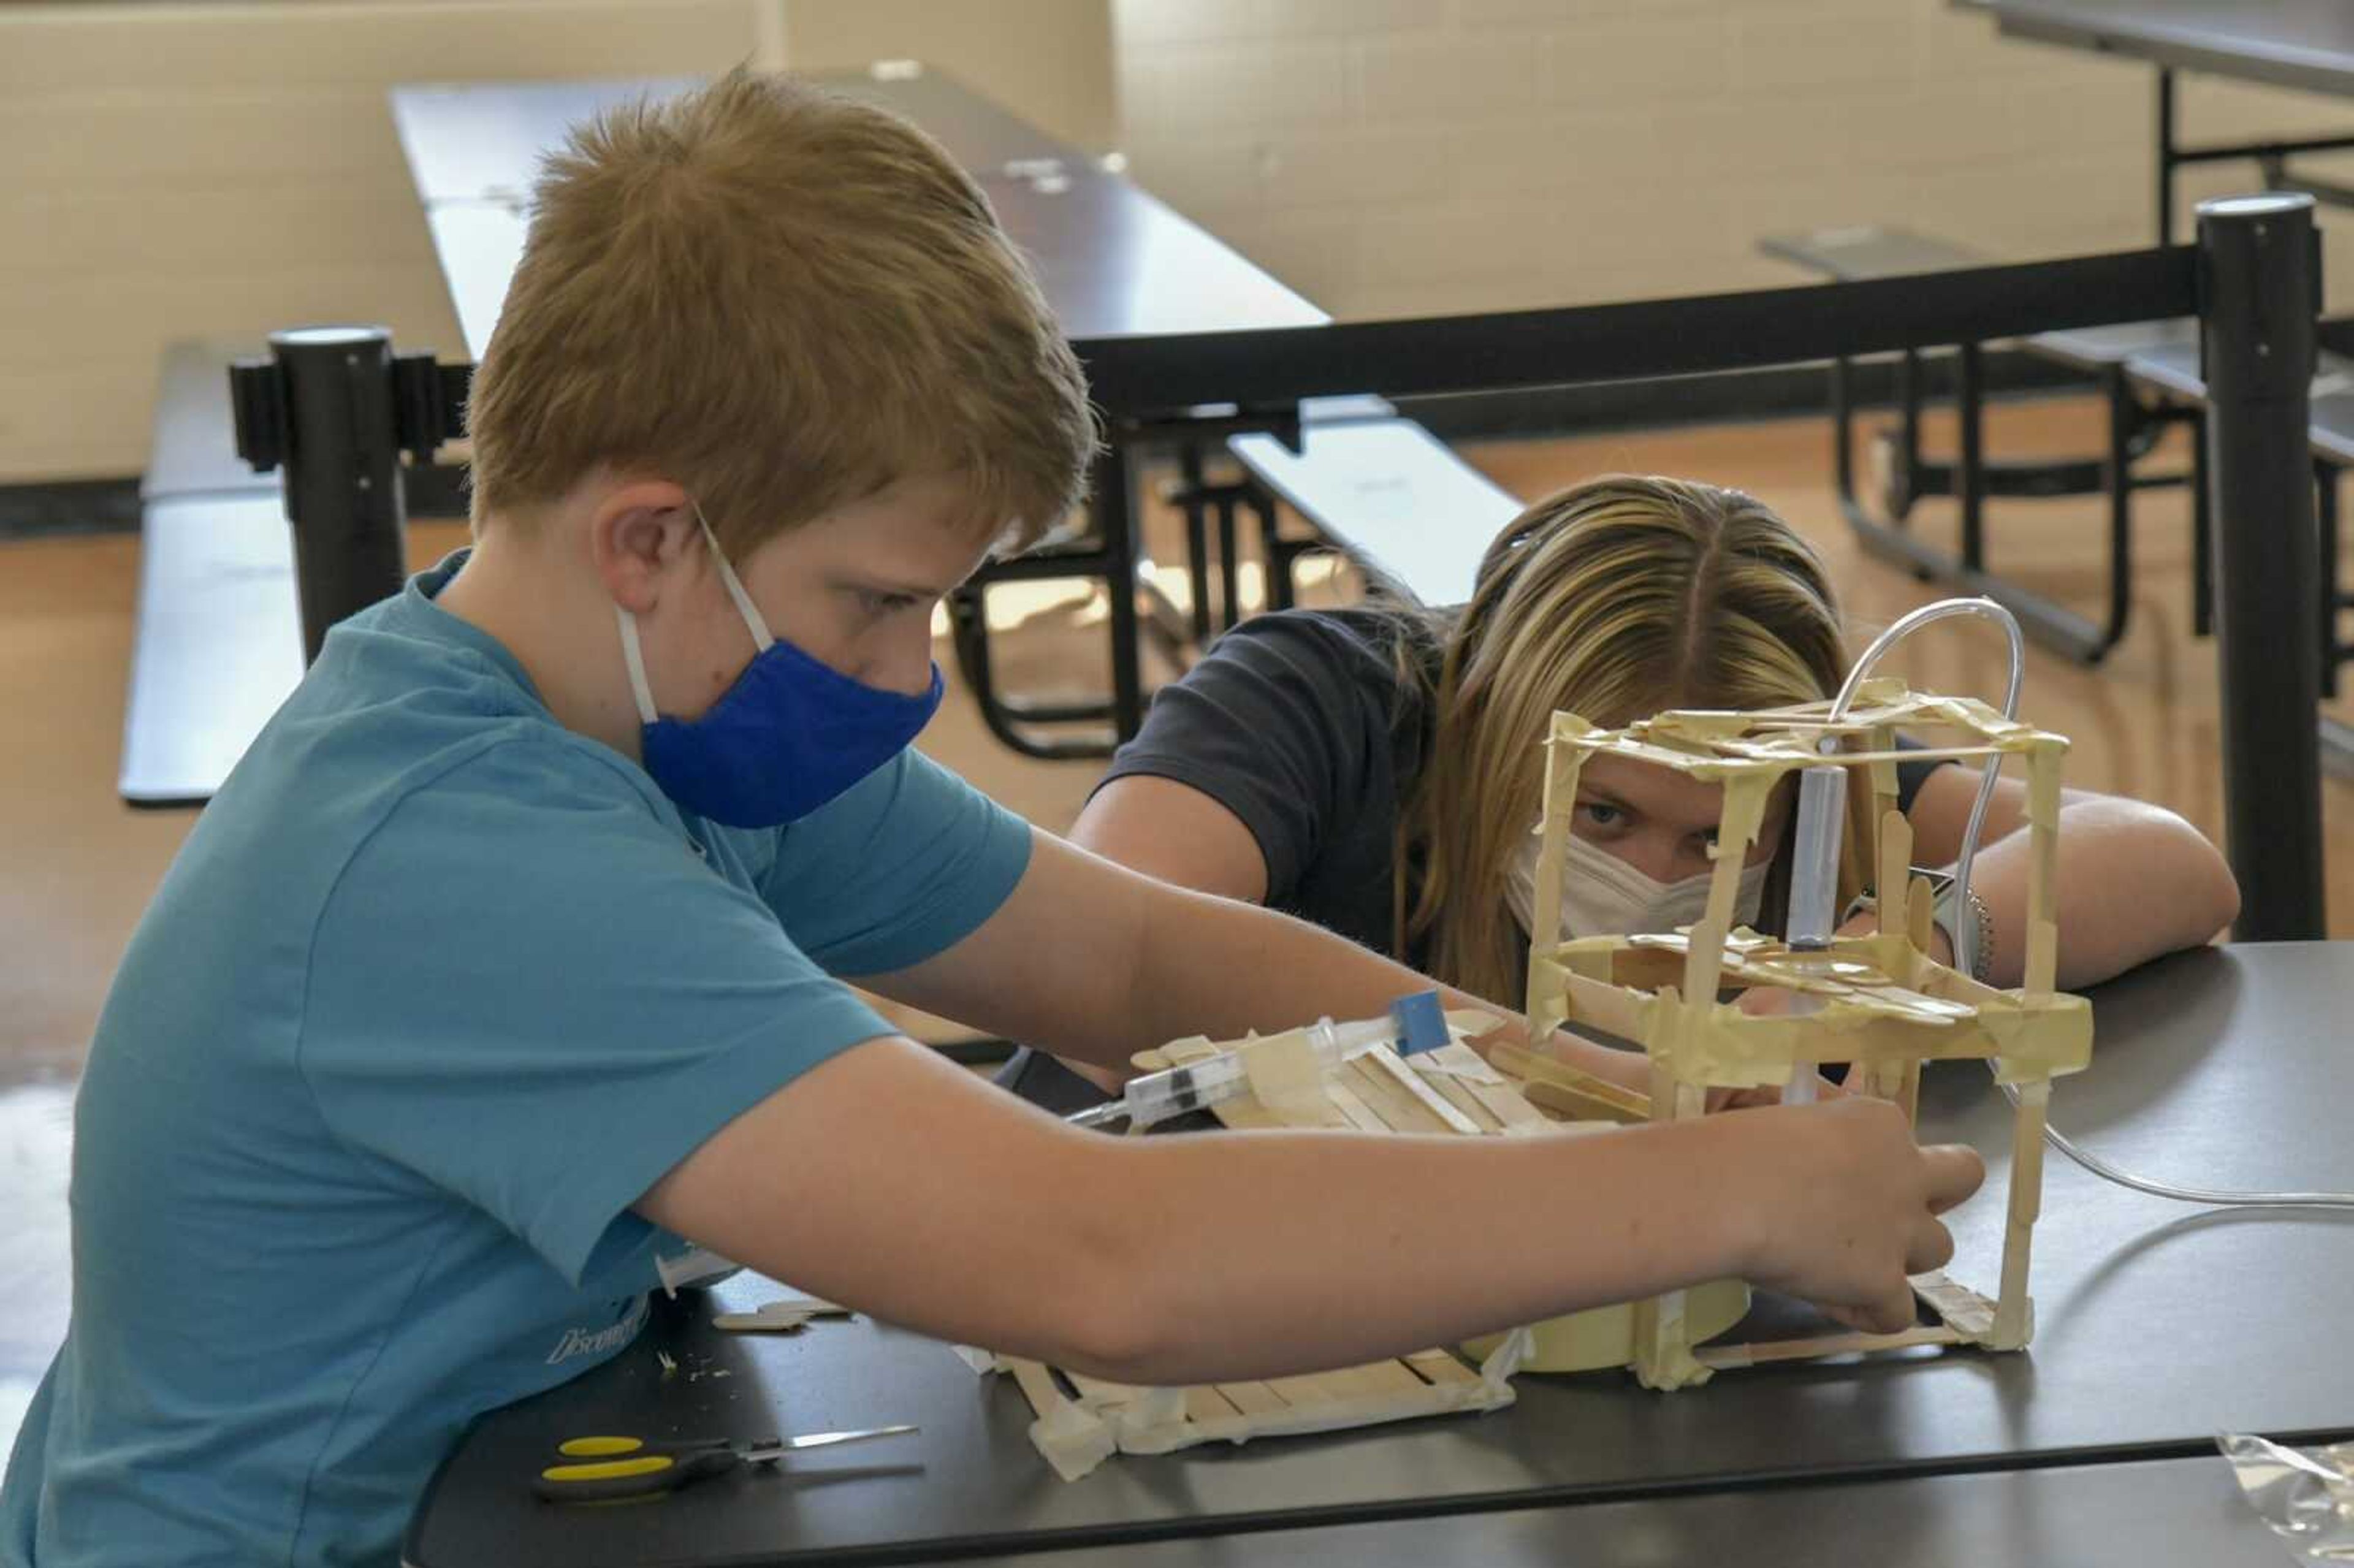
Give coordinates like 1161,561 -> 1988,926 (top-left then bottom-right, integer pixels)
615,607 -> 661,725
692,502 -> 775,653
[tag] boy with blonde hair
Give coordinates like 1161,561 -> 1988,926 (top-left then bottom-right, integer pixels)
2,71 -> 1977,1566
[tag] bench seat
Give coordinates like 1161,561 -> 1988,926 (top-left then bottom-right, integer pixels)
121,341 -> 301,806
1228,416 -> 1519,609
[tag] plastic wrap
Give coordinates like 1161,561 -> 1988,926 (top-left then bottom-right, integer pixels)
2220,1431 -> 2354,1561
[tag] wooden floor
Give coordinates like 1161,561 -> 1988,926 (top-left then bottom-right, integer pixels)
3,394 -> 2350,1447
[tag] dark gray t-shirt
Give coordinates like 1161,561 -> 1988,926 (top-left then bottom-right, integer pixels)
1099,608 -> 1945,972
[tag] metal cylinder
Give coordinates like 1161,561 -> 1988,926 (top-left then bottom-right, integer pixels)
268,325 -> 410,664
2197,193 -> 2324,940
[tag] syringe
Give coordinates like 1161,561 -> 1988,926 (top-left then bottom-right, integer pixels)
1780,759 -> 1847,1106
1067,991 -> 1452,1133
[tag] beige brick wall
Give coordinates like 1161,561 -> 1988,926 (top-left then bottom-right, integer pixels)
0,0 -> 1111,486
8,0 -> 2348,485
1111,0 -> 2354,322
0,1 -> 764,484
782,0 -> 1114,151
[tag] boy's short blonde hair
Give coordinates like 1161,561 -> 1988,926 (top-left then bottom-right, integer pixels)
464,67 -> 1095,555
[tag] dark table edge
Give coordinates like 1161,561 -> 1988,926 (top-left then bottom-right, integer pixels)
1981,1 -> 2354,102
403,1413 -> 2354,1568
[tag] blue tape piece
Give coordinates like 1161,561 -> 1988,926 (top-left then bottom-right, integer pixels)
1389,990 -> 1449,1057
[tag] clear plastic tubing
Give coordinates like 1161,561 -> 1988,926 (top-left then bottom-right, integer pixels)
1811,596 -> 2354,1211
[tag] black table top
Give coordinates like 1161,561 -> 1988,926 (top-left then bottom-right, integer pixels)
947,1456 -> 2290,1568
387,68 -> 1325,359
1964,0 -> 2354,99
390,71 -> 1070,207
407,943 -> 2354,1566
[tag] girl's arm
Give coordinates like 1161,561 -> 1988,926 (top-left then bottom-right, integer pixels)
1073,774 -> 1271,902
1902,767 -> 2239,989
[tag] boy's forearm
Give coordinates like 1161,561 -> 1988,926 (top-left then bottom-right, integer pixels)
646,1037 -> 1965,1388
1119,879 -> 1647,1091
1127,882 -> 1501,1057
645,1038 -> 1767,1385
1055,1113 -> 1767,1385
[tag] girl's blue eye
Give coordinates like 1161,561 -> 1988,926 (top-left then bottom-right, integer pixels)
1579,802 -> 1623,828
858,590 -> 917,617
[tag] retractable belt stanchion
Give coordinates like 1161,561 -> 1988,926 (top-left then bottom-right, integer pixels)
2198,192 -> 2326,940
229,325 -> 466,663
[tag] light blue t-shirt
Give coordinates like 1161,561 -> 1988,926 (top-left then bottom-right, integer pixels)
1,554 -> 1030,1566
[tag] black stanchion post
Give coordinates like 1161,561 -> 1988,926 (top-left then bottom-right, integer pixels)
2198,192 -> 2325,940
231,325 -> 411,664
1095,438 -> 1145,742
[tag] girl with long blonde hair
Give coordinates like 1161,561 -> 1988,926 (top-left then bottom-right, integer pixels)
1073,474 -> 2236,1019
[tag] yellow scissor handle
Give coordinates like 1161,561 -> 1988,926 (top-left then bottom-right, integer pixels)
543,1455 -> 672,1484
556,1436 -> 646,1458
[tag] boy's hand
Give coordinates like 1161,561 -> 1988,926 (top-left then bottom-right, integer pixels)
1733,1098 -> 1984,1334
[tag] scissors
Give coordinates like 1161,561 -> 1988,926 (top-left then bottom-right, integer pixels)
533,1426 -> 919,1502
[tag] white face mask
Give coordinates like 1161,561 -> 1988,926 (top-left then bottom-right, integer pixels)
1505,831 -> 1770,939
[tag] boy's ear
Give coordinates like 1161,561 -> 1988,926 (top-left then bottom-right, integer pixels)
587,479 -> 697,613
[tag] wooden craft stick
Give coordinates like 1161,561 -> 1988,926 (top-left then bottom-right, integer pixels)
1065,1371 -> 1149,1410
1263,1371 -> 1357,1406
1876,809 -> 1913,942
2024,741 -> 2063,998
1906,873 -> 1935,961
1240,1030 -> 1331,1119
1487,1038 -> 1651,1119
1341,1056 -> 1453,1134
1453,1075 -> 1554,1135
1419,1067 -> 1507,1133
1868,725 -> 1900,847
1403,1347 -> 1480,1387
1349,1359 -> 1439,1398
1910,1270 -> 1997,1341
1520,1079 -> 1646,1125
1322,1075 -> 1394,1133
1415,1039 -> 1522,1092
1994,1076 -> 2051,1348
1205,1090 -> 1287,1131
1360,1045 -> 1484,1135
1183,1385 -> 1242,1424
1528,726 -> 1586,962
1007,1357 -> 1078,1423
1212,1381 -> 1290,1417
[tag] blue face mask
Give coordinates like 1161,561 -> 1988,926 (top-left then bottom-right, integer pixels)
617,508 -> 943,828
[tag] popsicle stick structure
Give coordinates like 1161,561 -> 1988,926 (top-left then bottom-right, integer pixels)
1520,677 -> 2093,1390
973,1015 -> 1537,1480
